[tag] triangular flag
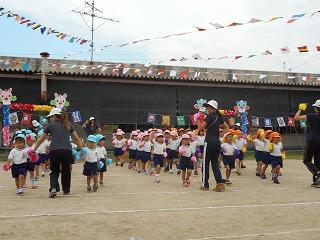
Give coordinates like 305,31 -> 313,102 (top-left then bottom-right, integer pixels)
302,74 -> 312,81
267,16 -> 283,22
20,19 -> 30,24
123,68 -> 130,74
169,70 -> 177,77
228,22 -> 243,27
31,24 -> 41,30
192,53 -> 202,60
180,70 -> 189,79
288,76 -> 295,79
288,117 -> 295,127
288,14 -> 305,23
112,68 -> 119,75
40,26 -> 47,34
157,68 -> 165,76
248,18 -> 262,23
134,69 -> 141,74
311,11 -> 320,17
234,56 -> 242,61
170,58 -> 177,61
259,74 -> 267,80
195,27 -> 206,31
210,23 -> 224,29
298,46 -> 308,52
280,47 -> 290,54
248,55 -> 256,58
316,46 -> 320,52
277,117 -> 286,127
194,72 -> 201,78
80,39 -> 88,45
79,65 -> 87,70
144,63 -> 151,67
232,74 -> 239,80
101,66 -> 108,72
147,69 -> 153,75
262,50 -> 272,55
179,57 -> 187,61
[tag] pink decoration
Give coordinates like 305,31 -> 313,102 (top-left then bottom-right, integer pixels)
2,126 -> 10,147
191,156 -> 197,163
163,152 -> 168,158
179,146 -> 186,155
2,163 -> 10,171
121,146 -> 127,152
127,139 -> 133,147
27,149 -> 39,163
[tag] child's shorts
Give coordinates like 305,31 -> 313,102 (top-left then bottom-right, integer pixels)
11,163 -> 28,178
237,150 -> 244,161
153,154 -> 164,167
199,145 -> 204,153
83,162 -> 98,176
27,159 -> 35,172
255,150 -> 264,162
263,152 -> 271,165
114,147 -> 124,157
142,152 -> 151,162
136,151 -> 143,160
179,156 -> 194,170
271,155 -> 283,168
38,154 -> 49,165
128,149 -> 137,160
166,149 -> 176,160
98,158 -> 107,172
223,155 -> 235,169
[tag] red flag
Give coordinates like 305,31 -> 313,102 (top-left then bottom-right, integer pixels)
316,46 -> 320,51
228,22 -> 243,27
298,46 -> 308,53
21,112 -> 32,126
157,68 -> 165,76
180,70 -> 189,78
234,56 -> 242,61
288,117 -> 295,127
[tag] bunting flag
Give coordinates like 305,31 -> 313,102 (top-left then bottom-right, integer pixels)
287,14 -> 306,23
0,7 -> 90,45
157,68 -> 165,76
259,74 -> 267,80
277,117 -> 286,127
228,22 -> 243,27
262,50 -> 272,55
192,54 -> 202,60
162,115 -> 171,126
180,70 -> 189,79
176,116 -> 185,127
311,10 -> 320,17
248,18 -> 262,23
302,74 -> 312,81
71,111 -> 82,123
280,47 -> 290,54
210,22 -> 224,29
134,69 -> 141,74
147,113 -> 156,124
298,46 -> 309,53
251,116 -> 260,127
232,74 -> 239,81
169,70 -> 177,77
264,118 -> 272,127
316,46 -> 320,51
267,16 -> 284,22
288,117 -> 295,127
234,56 -> 242,61
21,112 -> 32,126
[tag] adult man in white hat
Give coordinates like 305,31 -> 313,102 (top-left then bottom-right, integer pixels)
294,100 -> 320,187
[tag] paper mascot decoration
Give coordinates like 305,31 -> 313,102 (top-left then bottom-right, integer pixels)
193,99 -> 207,123
0,88 -> 17,146
50,93 -> 70,109
234,100 -> 250,134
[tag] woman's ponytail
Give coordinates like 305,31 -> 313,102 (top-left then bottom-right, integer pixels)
59,111 -> 70,130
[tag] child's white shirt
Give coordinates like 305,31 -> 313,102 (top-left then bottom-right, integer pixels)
8,148 -> 28,165
85,148 -> 99,163
221,143 -> 237,156
113,139 -> 126,148
137,140 -> 144,151
263,139 -> 270,152
129,139 -> 138,150
167,139 -> 180,151
190,141 -> 198,153
36,140 -> 50,154
153,141 -> 166,155
96,146 -> 107,159
143,140 -> 152,152
253,139 -> 265,151
271,142 -> 283,157
197,136 -> 205,146
180,145 -> 194,158
235,138 -> 246,150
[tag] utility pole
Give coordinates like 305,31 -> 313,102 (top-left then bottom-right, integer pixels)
72,0 -> 119,63
40,52 -> 50,103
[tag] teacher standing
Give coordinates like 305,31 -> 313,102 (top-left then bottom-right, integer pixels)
34,108 -> 83,198
198,100 -> 229,192
294,100 -> 320,187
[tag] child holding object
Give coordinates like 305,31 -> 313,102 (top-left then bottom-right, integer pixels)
261,130 -> 273,179
83,135 -> 100,192
96,134 -> 107,186
112,130 -> 127,167
234,130 -> 247,175
141,132 -> 153,174
25,133 -> 38,189
151,133 -> 167,183
268,132 -> 284,184
166,131 -> 180,174
250,129 -> 265,178
178,134 -> 196,187
221,131 -> 238,185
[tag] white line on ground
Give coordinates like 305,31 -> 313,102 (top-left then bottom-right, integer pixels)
1,200 -> 320,219
185,227 -> 320,240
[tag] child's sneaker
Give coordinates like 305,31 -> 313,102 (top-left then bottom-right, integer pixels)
273,178 -> 280,184
177,170 -> 181,175
49,188 -> 57,198
225,179 -> 232,185
169,169 -> 173,174
278,172 -> 282,176
256,172 -> 260,177
200,186 -> 209,191
93,184 -> 98,192
120,162 -> 124,167
236,170 -> 241,176
261,174 -> 267,179
16,189 -> 20,195
164,166 -> 169,172
87,186 -> 92,192
17,189 -> 24,196
99,181 -> 104,186
241,164 -> 246,168
34,177 -> 39,182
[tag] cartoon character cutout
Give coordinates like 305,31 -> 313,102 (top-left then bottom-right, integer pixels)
193,99 -> 207,124
50,93 -> 70,109
234,100 -> 250,134
234,100 -> 250,113
0,88 -> 17,105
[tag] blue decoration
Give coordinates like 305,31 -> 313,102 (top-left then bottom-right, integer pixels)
107,158 -> 112,166
2,105 -> 10,127
98,161 -> 104,169
75,151 -> 81,161
81,147 -> 90,156
22,63 -> 30,72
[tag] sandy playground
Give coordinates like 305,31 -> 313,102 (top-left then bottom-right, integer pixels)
1,159 -> 320,240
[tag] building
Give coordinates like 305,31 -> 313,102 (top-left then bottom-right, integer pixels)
0,55 -> 319,148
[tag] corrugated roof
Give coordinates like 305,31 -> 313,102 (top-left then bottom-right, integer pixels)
0,55 -> 319,87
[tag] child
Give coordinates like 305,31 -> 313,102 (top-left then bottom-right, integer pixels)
252,129 -> 266,178
127,131 -> 138,170
152,133 -> 167,183
141,132 -> 152,174
163,130 -> 171,172
25,133 -> 37,189
221,131 -> 238,185
188,132 -> 199,175
196,129 -> 205,161
112,130 -> 127,167
166,131 -> 180,174
234,130 -> 247,175
83,135 -> 100,192
96,134 -> 107,186
136,133 -> 144,173
178,134 -> 196,187
261,130 -> 273,179
6,134 -> 29,195
269,132 -> 284,184
36,133 -> 50,177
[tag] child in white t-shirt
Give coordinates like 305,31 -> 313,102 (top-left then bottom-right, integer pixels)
127,131 -> 138,170
221,132 -> 238,185
151,133 -> 167,183
269,132 -> 284,184
96,134 -> 107,186
36,135 -> 50,177
112,131 -> 127,167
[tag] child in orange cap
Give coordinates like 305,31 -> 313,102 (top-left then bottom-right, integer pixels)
234,130 -> 247,175
261,130 -> 273,179
269,132 -> 284,184
221,131 -> 238,185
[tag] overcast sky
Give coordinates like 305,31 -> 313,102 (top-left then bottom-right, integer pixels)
1,0 -> 320,73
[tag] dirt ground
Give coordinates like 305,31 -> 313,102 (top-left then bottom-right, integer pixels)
1,159 -> 320,240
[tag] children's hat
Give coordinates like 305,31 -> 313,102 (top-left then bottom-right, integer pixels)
87,135 -> 98,143
15,133 -> 26,141
234,130 -> 242,136
157,129 -> 163,134
37,130 -> 44,137
89,117 -> 95,121
131,131 -> 138,136
178,128 -> 185,132
171,128 -> 177,132
164,130 -> 171,134
257,128 -> 265,136
170,131 -> 178,137
264,130 -> 273,137
189,132 -> 196,141
136,129 -> 141,133
95,134 -> 105,142
25,130 -> 32,135
181,134 -> 190,140
32,120 -> 40,127
270,132 -> 281,139
116,131 -> 123,136
143,131 -> 150,137
155,133 -> 164,138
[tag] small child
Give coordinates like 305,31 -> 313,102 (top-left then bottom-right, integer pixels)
252,129 -> 266,178
25,133 -> 37,189
188,132 -> 199,175
261,130 -> 273,178
36,133 -> 50,178
83,135 -> 100,192
234,130 -> 247,175
136,133 -> 144,173
141,132 -> 152,174
166,131 -> 180,174
221,131 -> 238,185
163,130 -> 171,172
6,134 -> 29,195
269,132 -> 284,184
196,129 -> 205,161
96,134 -> 107,186
112,130 -> 127,167
127,131 -> 138,170
178,134 -> 196,187
152,133 -> 167,183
